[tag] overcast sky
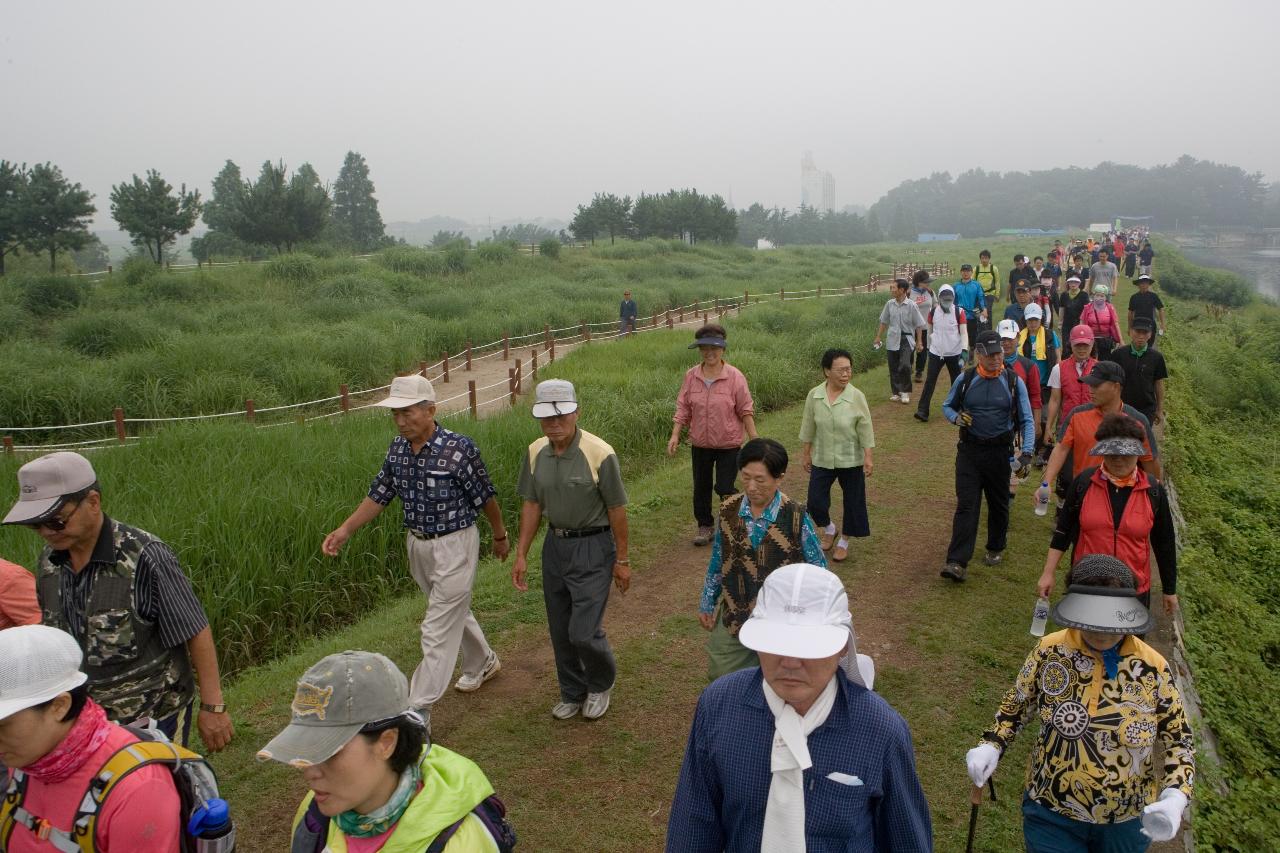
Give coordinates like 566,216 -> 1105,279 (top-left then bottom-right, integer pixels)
5,0 -> 1278,228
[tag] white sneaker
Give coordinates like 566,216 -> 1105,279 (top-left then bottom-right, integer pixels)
899,394 -> 910,404
454,652 -> 501,692
890,393 -> 901,402
582,689 -> 612,720
551,700 -> 582,720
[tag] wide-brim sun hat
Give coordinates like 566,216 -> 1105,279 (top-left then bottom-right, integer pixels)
1052,585 -> 1152,635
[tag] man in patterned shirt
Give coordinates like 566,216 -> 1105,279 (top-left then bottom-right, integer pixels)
966,554 -> 1193,850
323,375 -> 510,724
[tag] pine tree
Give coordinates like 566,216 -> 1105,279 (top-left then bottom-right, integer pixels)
332,151 -> 386,251
21,163 -> 95,272
110,170 -> 202,264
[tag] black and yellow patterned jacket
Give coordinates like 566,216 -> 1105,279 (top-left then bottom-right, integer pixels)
981,629 -> 1194,823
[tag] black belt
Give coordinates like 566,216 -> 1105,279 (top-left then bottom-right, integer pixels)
549,525 -> 609,539
408,527 -> 460,541
961,430 -> 1013,448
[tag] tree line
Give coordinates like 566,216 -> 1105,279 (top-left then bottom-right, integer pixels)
0,151 -> 389,275
569,189 -> 737,245
869,155 -> 1275,239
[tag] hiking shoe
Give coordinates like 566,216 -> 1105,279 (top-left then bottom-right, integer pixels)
819,530 -> 836,551
940,562 -> 967,582
899,393 -> 911,405
551,700 -> 582,720
890,393 -> 902,403
914,373 -> 924,383
1056,498 -> 1065,510
984,551 -> 1003,566
913,411 -> 928,423
454,652 -> 501,692
692,526 -> 713,546
583,689 -> 612,720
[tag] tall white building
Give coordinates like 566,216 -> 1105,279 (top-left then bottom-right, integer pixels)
801,152 -> 836,212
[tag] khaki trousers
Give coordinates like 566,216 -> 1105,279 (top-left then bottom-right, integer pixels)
405,525 -> 492,709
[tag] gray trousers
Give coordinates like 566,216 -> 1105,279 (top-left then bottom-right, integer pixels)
541,530 -> 617,702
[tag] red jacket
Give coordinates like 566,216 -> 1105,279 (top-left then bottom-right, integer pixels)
1074,468 -> 1155,593
1058,356 -> 1097,416
1007,356 -> 1043,411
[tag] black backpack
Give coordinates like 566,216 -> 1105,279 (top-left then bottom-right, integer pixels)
951,367 -> 1026,443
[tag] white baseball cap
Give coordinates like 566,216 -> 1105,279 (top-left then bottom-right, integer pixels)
738,564 -> 851,660
996,319 -> 1021,340
373,375 -> 436,409
0,625 -> 89,721
4,451 -> 98,526
1024,303 -> 1044,321
531,379 -> 579,419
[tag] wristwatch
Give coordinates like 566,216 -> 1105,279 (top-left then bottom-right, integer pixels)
200,702 -> 228,714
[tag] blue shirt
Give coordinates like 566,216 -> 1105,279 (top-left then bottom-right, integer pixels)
942,370 -> 1036,450
699,492 -> 827,614
667,668 -> 934,853
951,278 -> 984,312
1003,302 -> 1027,329
367,425 -> 498,535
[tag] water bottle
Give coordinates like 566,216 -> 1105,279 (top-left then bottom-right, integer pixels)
1029,596 -> 1050,637
1034,480 -> 1050,516
188,798 -> 236,851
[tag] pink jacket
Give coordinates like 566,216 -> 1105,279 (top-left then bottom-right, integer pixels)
0,558 -> 40,630
673,363 -> 755,449
1080,302 -> 1122,343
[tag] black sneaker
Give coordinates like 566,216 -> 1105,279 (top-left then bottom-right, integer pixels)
984,551 -> 1003,566
914,373 -> 924,383
913,411 -> 928,422
940,562 -> 967,582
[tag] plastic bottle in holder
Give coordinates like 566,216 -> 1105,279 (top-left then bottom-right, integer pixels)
1034,480 -> 1050,516
1030,596 -> 1050,637
188,798 -> 236,852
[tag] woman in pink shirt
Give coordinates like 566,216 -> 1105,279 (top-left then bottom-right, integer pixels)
667,323 -> 758,545
0,557 -> 40,630
1080,283 -> 1124,360
0,625 -> 182,852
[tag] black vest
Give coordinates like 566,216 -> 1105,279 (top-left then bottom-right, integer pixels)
37,518 -> 195,723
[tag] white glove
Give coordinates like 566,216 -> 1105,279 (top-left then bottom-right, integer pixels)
966,743 -> 1000,788
1141,788 -> 1188,842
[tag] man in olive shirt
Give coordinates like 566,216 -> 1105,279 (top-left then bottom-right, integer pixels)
513,379 -> 630,721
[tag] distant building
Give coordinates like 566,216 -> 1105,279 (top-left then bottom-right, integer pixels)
995,228 -> 1068,237
801,152 -> 837,212
756,238 -> 776,250
918,233 -> 961,243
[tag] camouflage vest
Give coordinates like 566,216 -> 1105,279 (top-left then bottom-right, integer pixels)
36,519 -> 195,724
717,493 -> 806,636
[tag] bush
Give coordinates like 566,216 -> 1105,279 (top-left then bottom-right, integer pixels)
121,255 -> 161,287
538,238 -> 561,260
58,312 -> 168,357
375,245 -> 446,277
443,242 -> 470,274
20,276 -> 87,317
474,241 -> 516,264
264,253 -> 322,284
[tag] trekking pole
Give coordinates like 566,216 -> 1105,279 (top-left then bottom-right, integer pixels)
965,778 -> 997,853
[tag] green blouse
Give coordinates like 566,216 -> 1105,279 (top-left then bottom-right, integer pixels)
798,382 -> 875,469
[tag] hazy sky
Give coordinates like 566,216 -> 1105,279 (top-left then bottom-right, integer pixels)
6,0 -> 1278,228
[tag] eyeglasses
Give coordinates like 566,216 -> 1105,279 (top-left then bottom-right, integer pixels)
28,500 -> 83,532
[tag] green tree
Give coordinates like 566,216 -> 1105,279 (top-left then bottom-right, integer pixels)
569,203 -> 598,244
203,160 -> 247,235
331,151 -> 386,251
239,160 -> 291,252
21,163 -> 96,273
590,193 -> 632,244
430,230 -> 469,248
285,163 -> 331,249
70,235 -> 111,272
0,160 -> 28,276
109,170 -> 203,264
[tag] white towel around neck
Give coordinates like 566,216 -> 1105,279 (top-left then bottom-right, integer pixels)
760,675 -> 838,851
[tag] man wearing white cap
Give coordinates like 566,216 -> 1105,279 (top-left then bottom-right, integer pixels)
513,379 -> 629,721
324,375 -> 510,724
667,564 -> 932,852
0,625 -> 183,851
3,452 -> 232,752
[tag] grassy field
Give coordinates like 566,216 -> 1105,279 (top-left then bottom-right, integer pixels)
0,236 -> 1063,431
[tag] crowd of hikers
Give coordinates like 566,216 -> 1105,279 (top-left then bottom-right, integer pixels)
0,229 -> 1193,852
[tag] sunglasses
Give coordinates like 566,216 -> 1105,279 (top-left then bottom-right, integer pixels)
27,500 -> 83,532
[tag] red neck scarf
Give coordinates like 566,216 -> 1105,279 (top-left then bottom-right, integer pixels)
24,698 -> 112,784
1102,465 -> 1139,489
976,362 -> 1004,380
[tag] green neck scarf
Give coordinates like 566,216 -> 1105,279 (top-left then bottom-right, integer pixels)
335,761 -> 422,838
1130,344 -> 1148,356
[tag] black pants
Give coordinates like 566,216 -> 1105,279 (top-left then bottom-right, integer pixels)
946,441 -> 1012,567
914,331 -> 930,376
691,445 -> 738,527
807,465 -> 871,537
916,353 -> 963,419
886,338 -> 914,395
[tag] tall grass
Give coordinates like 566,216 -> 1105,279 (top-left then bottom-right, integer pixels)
0,292 -> 887,673
0,237 -> 1045,430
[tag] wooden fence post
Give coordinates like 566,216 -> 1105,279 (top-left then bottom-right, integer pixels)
818,285 -> 822,299
779,287 -> 784,301
468,380 -> 477,417
465,341 -> 472,371
514,358 -> 522,394
245,399 -> 255,422
441,352 -> 450,383
549,336 -> 556,361
666,311 -> 673,329
339,384 -> 350,413
581,322 -> 590,342
503,333 -> 510,362
678,305 -> 684,322
531,348 -> 539,381
107,265 -> 113,277
544,325 -> 551,351
113,408 -> 126,443
508,368 -> 516,405
2,436 -> 12,454
419,360 -> 428,377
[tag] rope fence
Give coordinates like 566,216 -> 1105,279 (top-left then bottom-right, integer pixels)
2,261 -> 949,454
